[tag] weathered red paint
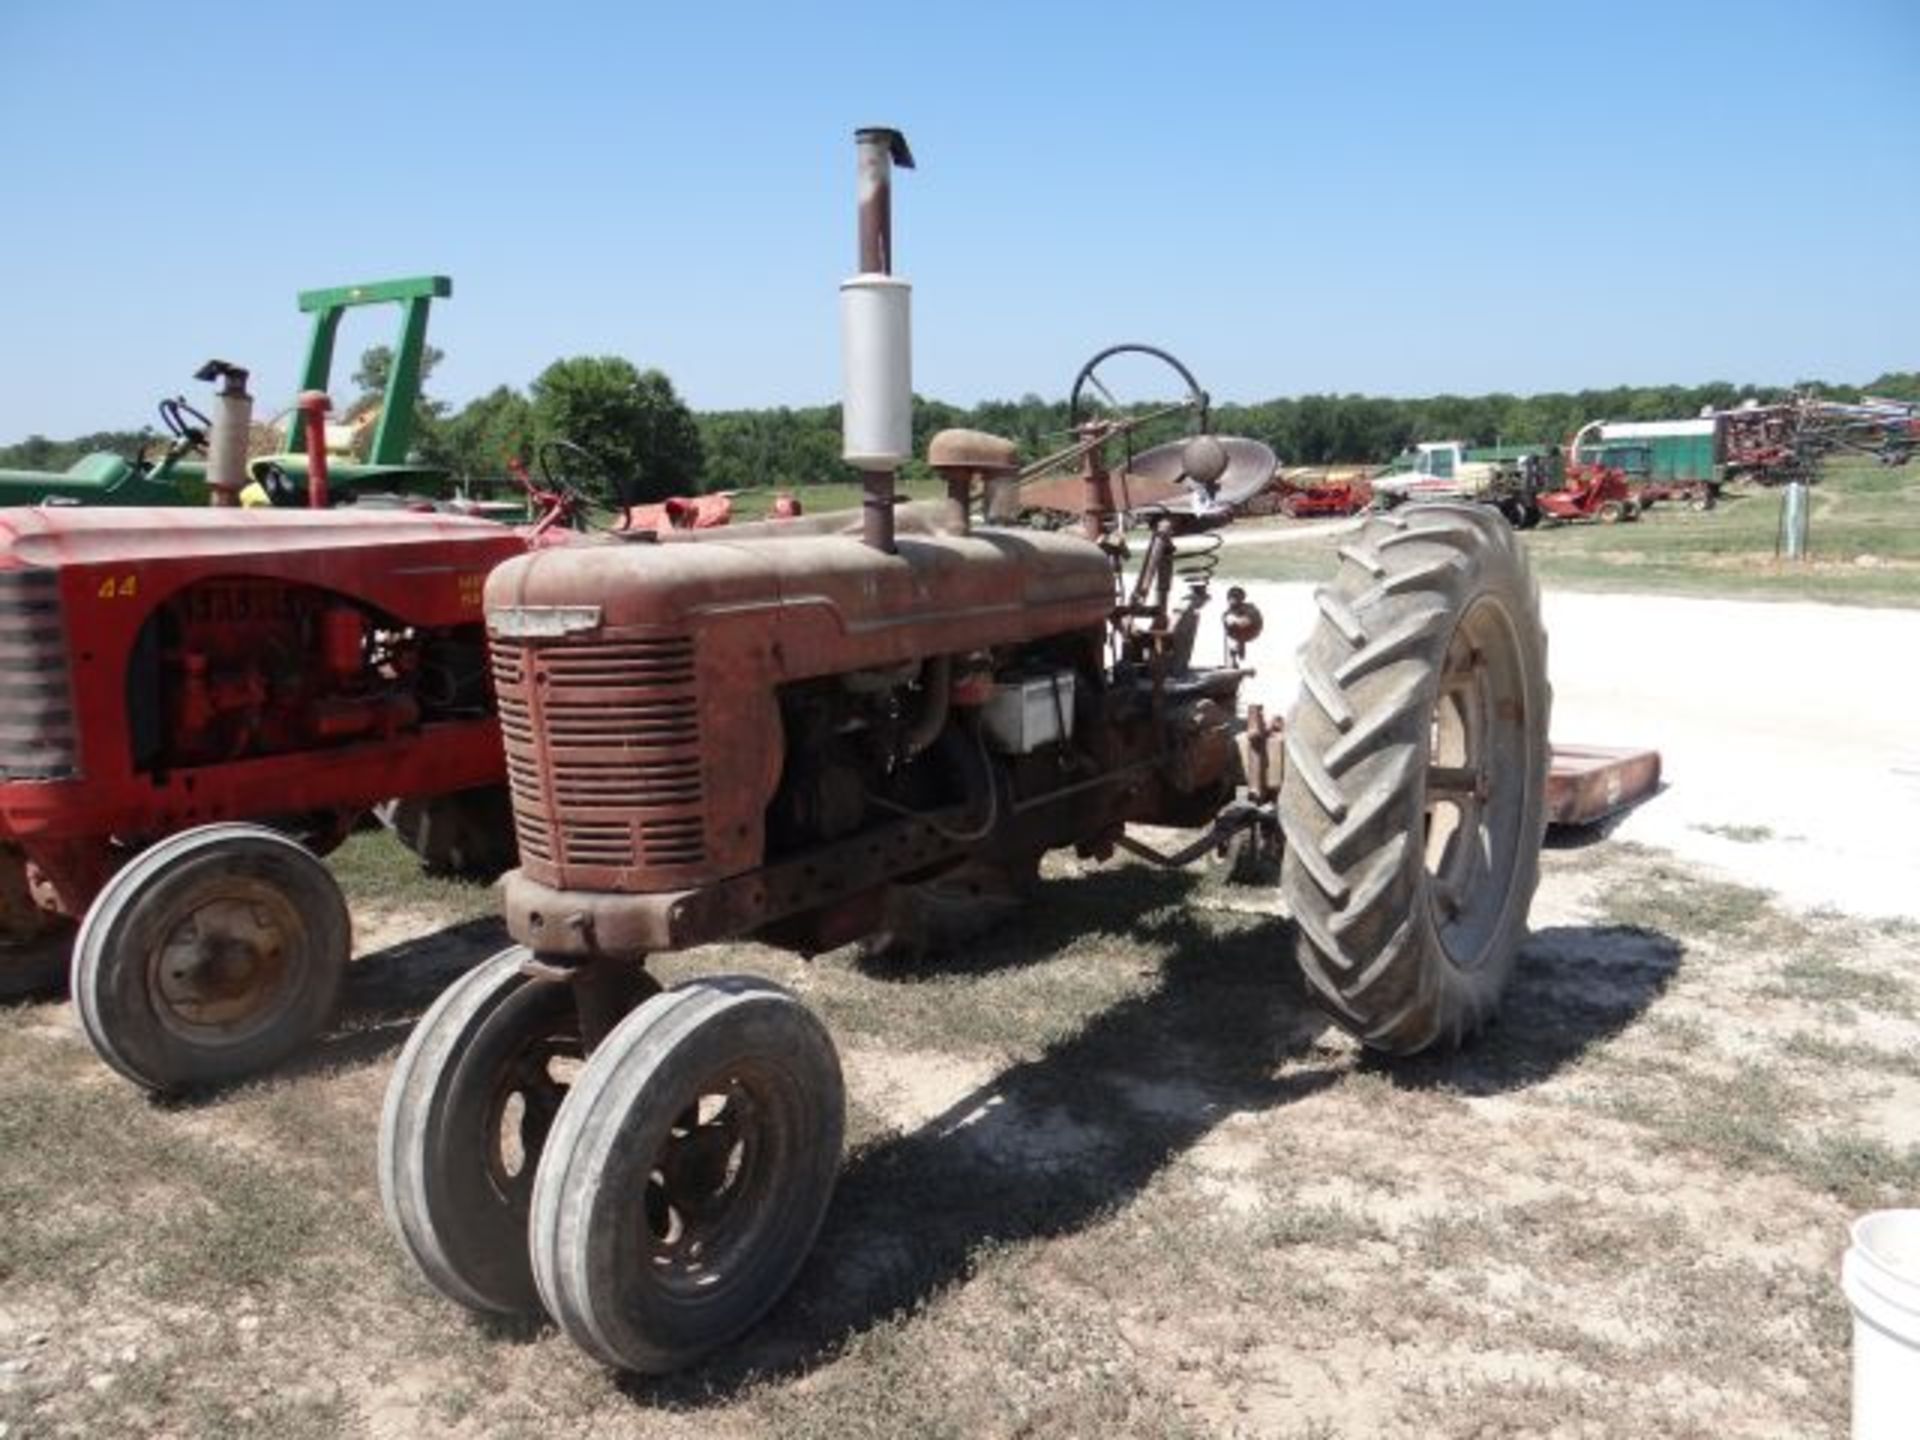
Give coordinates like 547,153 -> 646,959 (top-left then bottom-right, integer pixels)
1545,744 -> 1663,828
0,506 -> 526,921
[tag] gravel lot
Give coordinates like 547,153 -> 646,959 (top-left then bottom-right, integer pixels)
1241,580 -> 1920,921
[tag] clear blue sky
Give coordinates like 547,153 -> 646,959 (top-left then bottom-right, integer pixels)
1,0 -> 1913,441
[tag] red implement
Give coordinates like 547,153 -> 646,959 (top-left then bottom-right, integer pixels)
1546,744 -> 1663,828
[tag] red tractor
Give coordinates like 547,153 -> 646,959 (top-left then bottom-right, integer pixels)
380,129 -> 1555,1377
0,502 -> 532,1088
1536,462 -> 1640,524
0,396 -> 609,1090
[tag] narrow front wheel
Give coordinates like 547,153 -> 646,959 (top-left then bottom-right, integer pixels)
379,946 -> 581,1315
530,976 -> 844,1373
71,823 -> 349,1091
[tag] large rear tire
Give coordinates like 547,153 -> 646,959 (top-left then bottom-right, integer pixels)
71,823 -> 349,1091
1278,504 -> 1550,1054
379,946 -> 580,1316
530,976 -> 844,1373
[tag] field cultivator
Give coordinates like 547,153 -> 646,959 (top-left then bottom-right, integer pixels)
1723,394 -> 1919,482
1247,467 -> 1374,519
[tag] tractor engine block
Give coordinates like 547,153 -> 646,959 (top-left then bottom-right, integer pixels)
132,577 -> 487,772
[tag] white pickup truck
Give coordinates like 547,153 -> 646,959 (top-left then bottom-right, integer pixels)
1371,441 -> 1546,526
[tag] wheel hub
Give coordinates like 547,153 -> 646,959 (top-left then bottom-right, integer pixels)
645,1083 -> 760,1279
153,893 -> 294,1032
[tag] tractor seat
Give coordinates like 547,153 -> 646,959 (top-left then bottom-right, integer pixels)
927,428 -> 1019,474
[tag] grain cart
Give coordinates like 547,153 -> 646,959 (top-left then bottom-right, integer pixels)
381,129 -> 1551,1375
1567,418 -> 1718,510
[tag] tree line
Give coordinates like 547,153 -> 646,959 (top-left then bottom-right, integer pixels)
7,359 -> 1915,494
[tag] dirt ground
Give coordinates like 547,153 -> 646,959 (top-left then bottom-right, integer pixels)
3,586 -> 1917,1439
1240,580 -> 1920,921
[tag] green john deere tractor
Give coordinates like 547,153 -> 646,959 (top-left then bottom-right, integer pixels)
0,275 -> 452,507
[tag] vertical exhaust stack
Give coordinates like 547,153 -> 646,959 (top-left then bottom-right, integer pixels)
841,127 -> 915,553
195,360 -> 253,508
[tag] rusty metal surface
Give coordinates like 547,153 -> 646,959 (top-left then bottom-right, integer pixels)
503,810 -> 967,957
1546,744 -> 1663,829
1019,437 -> 1274,518
487,525 -> 1116,901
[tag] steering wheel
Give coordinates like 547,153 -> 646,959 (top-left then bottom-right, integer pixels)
158,396 -> 212,448
534,439 -> 614,528
1067,344 -> 1210,437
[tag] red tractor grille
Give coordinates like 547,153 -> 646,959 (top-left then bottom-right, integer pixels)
491,635 -> 707,880
0,568 -> 78,781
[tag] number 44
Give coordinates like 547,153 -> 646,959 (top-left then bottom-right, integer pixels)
96,574 -> 138,600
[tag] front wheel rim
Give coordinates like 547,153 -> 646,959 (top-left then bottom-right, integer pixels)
638,1065 -> 784,1300
149,880 -> 305,1044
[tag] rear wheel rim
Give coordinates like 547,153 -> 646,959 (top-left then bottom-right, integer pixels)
1423,595 -> 1529,971
481,1020 -> 578,1208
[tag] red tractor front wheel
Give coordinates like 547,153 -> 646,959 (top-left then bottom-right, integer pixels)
71,824 -> 349,1092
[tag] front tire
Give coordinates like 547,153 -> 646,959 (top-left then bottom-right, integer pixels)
1278,504 -> 1550,1054
379,946 -> 580,1315
71,823 -> 349,1091
530,977 -> 844,1373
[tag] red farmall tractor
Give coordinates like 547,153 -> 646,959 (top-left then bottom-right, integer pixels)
0,385 -> 598,1090
0,503 -> 528,1086
380,130 -> 1553,1375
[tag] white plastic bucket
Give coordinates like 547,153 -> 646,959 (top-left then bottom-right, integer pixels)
1843,1208 -> 1920,1440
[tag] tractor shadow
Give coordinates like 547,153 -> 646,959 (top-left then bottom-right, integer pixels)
629,874 -> 1683,1404
846,863 -> 1222,981
1544,787 -> 1670,849
255,915 -> 510,1088
1358,923 -> 1683,1093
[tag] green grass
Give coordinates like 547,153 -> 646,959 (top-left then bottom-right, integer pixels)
1219,459 -> 1920,605
327,828 -> 499,921
1692,822 -> 1775,844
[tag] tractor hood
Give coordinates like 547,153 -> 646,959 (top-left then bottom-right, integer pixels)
0,506 -> 513,573
484,504 -> 1116,682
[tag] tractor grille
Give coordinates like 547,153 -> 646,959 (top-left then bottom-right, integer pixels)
0,568 -> 77,780
491,635 -> 707,878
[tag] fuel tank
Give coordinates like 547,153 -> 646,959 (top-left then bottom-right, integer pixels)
484,502 -> 1116,896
